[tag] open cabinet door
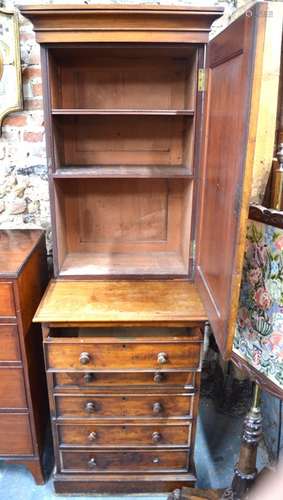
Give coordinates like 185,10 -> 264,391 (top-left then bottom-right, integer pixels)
196,2 -> 283,359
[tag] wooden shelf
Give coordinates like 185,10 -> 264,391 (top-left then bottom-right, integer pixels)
33,279 -> 207,324
53,166 -> 193,179
51,109 -> 195,116
58,252 -> 188,278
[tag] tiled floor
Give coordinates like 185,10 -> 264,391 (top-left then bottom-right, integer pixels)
0,398 -> 269,500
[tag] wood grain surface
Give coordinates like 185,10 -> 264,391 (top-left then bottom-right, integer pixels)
34,280 -> 207,324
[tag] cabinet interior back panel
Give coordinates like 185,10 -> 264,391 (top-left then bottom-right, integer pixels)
54,178 -> 193,276
50,47 -> 197,110
55,115 -> 193,167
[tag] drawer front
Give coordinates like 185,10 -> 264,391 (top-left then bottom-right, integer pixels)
0,413 -> 33,455
54,371 -> 196,389
0,282 -> 16,317
60,449 -> 188,473
0,325 -> 20,362
46,341 -> 201,370
55,394 -> 193,419
0,368 -> 27,409
58,423 -> 191,447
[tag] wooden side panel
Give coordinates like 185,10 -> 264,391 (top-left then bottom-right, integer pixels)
15,234 -> 50,458
196,3 -> 274,358
17,235 -> 48,334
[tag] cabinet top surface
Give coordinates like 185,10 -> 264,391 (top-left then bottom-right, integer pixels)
0,229 -> 44,278
20,4 -> 224,13
34,280 -> 207,325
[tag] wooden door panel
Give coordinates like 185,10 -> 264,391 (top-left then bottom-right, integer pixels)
196,2 -> 282,358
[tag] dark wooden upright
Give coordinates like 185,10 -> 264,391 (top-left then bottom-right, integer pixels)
21,2 -> 282,494
0,230 -> 49,484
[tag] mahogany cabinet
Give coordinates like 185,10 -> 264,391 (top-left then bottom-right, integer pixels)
0,230 -> 48,484
21,2 -> 283,494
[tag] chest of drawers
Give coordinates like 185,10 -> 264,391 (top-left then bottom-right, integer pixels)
34,280 -> 206,493
0,230 -> 48,484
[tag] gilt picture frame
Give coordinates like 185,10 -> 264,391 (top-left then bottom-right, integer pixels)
0,8 -> 22,135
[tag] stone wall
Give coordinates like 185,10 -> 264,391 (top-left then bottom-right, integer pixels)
0,0 -> 236,249
0,2 -> 49,238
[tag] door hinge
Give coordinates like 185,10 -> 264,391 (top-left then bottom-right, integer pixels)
198,68 -> 206,92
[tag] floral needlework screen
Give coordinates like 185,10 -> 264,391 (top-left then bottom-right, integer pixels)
233,220 -> 283,389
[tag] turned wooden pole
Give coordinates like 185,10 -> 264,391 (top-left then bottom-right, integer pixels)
168,384 -> 262,500
222,383 -> 262,500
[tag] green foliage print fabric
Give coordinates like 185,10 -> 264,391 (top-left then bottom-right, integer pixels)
233,221 -> 283,388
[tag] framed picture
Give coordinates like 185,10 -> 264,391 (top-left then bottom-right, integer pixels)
233,204 -> 283,399
0,8 -> 22,134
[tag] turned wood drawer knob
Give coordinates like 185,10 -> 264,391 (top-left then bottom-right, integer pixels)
152,402 -> 163,414
88,431 -> 97,442
152,457 -> 160,464
152,431 -> 161,442
88,457 -> 97,468
153,372 -> 163,383
84,373 -> 94,383
80,352 -> 91,365
85,401 -> 96,413
157,352 -> 168,364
